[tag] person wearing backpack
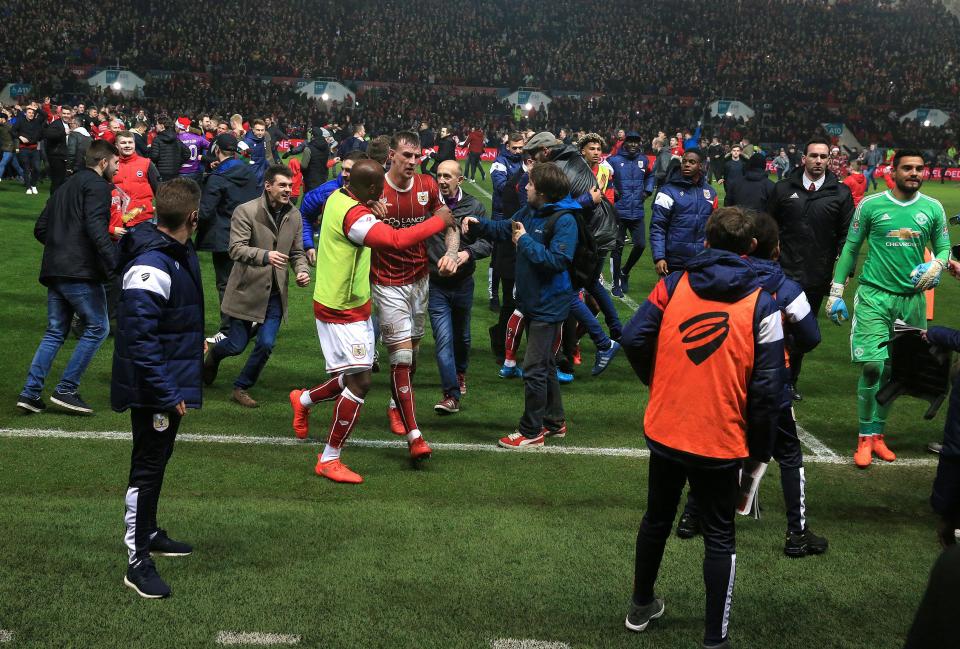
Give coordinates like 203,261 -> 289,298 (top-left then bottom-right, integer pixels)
462,162 -> 578,449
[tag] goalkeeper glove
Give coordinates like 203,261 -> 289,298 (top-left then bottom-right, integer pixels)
824,282 -> 848,325
910,259 -> 945,291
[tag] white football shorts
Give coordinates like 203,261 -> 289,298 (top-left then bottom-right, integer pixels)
316,317 -> 376,375
372,276 -> 428,345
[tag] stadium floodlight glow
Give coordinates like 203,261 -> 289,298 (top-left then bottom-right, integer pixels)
726,111 -> 732,117
924,120 -> 931,127
525,102 -> 532,110
321,93 -> 329,101
112,81 -> 122,90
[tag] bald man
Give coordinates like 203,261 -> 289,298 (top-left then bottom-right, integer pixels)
428,161 -> 493,413
289,160 -> 456,483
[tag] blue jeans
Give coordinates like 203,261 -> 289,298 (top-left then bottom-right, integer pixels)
428,277 -> 474,399
213,294 -> 283,389
570,294 -> 610,350
866,165 -> 878,189
586,258 -> 622,338
0,151 -> 13,178
21,280 -> 109,399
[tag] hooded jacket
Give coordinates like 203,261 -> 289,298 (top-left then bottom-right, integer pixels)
608,137 -> 655,222
34,167 -> 118,285
766,167 -> 854,290
299,129 -> 332,190
724,154 -> 775,212
196,157 -> 261,253
428,190 -> 492,287
650,166 -> 718,269
749,257 -> 821,408
490,149 -> 522,219
149,129 -> 190,181
111,223 -> 204,412
621,248 -> 784,463
471,195 -> 579,322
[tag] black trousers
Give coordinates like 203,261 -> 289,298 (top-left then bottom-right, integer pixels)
790,286 -> 826,385
685,408 -> 807,533
634,449 -> 740,646
518,320 -> 564,436
211,251 -> 234,333
124,408 -> 181,563
466,152 -> 484,180
48,156 -> 68,194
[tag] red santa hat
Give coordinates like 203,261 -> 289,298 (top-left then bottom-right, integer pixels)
176,117 -> 191,131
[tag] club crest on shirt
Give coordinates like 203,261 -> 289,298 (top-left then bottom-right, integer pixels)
914,213 -> 928,226
399,385 -> 410,394
417,191 -> 429,206
352,344 -> 366,359
153,413 -> 169,432
136,170 -> 144,177
703,189 -> 711,200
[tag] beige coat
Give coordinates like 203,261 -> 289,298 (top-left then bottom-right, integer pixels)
221,194 -> 309,323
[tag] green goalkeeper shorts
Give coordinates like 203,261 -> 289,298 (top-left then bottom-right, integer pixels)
850,283 -> 926,363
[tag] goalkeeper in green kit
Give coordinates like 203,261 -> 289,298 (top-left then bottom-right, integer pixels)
826,149 -> 951,468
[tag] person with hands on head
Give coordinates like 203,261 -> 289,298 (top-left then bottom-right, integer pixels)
461,162 -> 579,449
619,207 -> 784,649
826,149 -> 951,468
202,164 -> 311,408
111,178 -> 205,599
288,159 -> 454,484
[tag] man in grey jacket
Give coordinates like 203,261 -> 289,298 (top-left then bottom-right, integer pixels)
429,160 -> 492,414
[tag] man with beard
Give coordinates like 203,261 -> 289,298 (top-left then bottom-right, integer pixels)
826,149 -> 951,467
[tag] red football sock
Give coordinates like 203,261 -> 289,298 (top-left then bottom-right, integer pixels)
504,310 -> 526,362
390,364 -> 419,433
327,387 -> 363,449
305,374 -> 344,405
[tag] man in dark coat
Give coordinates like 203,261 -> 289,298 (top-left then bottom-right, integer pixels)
197,133 -> 260,337
149,118 -> 190,182
113,178 -> 205,599
724,152 -> 775,212
16,140 -> 120,415
43,105 -> 73,193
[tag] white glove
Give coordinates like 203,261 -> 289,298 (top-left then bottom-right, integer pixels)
824,282 -> 848,325
910,259 -> 945,291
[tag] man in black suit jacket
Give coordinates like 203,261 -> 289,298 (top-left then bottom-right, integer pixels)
44,105 -> 74,193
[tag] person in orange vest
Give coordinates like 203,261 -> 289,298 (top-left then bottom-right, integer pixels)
113,130 -> 159,233
620,206 -> 784,648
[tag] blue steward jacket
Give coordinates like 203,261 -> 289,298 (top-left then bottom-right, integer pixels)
650,167 -> 718,269
608,149 -> 655,222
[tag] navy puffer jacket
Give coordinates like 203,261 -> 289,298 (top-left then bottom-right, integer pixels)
608,147 -> 655,222
111,224 -> 205,412
649,166 -> 718,269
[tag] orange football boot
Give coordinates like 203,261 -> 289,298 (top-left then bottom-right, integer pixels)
289,389 -> 310,439
872,434 -> 897,462
315,457 -> 363,484
387,405 -> 407,436
408,436 -> 433,460
854,436 -> 873,468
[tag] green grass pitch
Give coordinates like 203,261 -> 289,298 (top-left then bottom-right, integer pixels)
1,165 -> 959,648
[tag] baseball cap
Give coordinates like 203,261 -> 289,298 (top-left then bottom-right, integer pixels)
214,133 -> 239,152
523,131 -> 561,153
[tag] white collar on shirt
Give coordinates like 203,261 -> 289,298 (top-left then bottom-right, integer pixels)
802,173 -> 826,191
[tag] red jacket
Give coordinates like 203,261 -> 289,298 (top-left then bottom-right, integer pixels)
843,172 -> 867,206
113,153 -> 156,228
288,158 -> 303,197
465,130 -> 485,154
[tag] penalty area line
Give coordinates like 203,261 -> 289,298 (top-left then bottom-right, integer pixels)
216,630 -> 300,646
0,427 -> 937,467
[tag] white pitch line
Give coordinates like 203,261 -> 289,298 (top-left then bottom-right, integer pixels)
492,639 -> 570,649
611,290 -> 640,311
796,423 -> 839,459
464,183 -> 493,200
216,631 -> 300,646
0,427 -> 937,467
0,630 -> 13,643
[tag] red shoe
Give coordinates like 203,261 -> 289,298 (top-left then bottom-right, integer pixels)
872,434 -> 897,462
315,457 -> 363,484
854,436 -> 873,468
289,389 -> 310,439
388,405 -> 406,436
498,431 -> 545,449
408,436 -> 433,460
541,422 -> 567,439
573,346 -> 582,366
457,372 -> 467,395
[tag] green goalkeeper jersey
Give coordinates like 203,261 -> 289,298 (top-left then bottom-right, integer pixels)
833,190 -> 951,294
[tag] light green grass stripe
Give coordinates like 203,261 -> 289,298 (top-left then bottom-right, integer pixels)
0,427 -> 936,467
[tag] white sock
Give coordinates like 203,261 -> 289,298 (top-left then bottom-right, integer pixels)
389,397 -> 397,409
320,444 -> 341,463
503,359 -> 516,368
300,390 -> 313,407
406,429 -> 422,442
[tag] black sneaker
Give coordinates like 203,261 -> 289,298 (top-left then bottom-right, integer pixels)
789,384 -> 803,401
703,640 -> 732,649
625,597 -> 665,632
124,557 -> 171,598
202,351 -> 220,386
928,441 -> 943,454
16,394 -> 46,413
676,512 -> 701,539
50,390 -> 93,414
149,529 -> 193,557
784,528 -> 829,558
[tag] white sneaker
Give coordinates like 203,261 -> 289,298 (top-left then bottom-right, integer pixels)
25,188 -> 31,194
205,332 -> 227,345
31,187 -> 38,194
